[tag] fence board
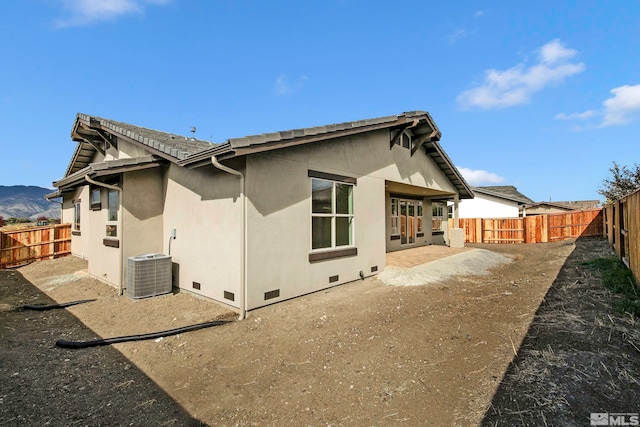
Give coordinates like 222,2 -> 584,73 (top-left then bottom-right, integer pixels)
604,189 -> 640,286
449,209 -> 603,245
0,224 -> 71,268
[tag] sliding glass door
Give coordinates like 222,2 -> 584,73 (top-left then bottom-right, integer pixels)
395,198 -> 422,246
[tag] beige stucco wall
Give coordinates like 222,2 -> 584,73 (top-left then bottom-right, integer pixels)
61,127 -> 463,312
105,138 -> 149,161
86,184 -> 122,287
243,129 -> 459,310
121,167 -> 165,280
163,163 -> 243,308
62,186 -> 88,259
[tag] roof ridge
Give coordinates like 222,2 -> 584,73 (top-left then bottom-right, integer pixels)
76,113 -> 215,161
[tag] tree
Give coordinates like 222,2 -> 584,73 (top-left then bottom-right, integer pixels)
0,216 -> 5,227
598,161 -> 640,203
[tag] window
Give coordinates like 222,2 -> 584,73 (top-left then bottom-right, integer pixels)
432,202 -> 446,232
401,133 -> 410,149
73,201 -> 81,231
311,178 -> 354,250
90,188 -> 101,210
390,199 -> 399,235
392,198 -> 423,243
393,131 -> 412,149
106,189 -> 118,237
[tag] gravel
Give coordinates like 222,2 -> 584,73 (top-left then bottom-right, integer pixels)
377,248 -> 513,286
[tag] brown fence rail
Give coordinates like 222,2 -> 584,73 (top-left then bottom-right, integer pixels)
0,223 -> 71,268
604,188 -> 640,285
449,209 -> 604,244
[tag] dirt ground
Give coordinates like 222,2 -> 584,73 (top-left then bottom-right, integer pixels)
2,237 -> 639,426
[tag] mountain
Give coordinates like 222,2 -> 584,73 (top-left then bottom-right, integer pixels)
0,186 -> 61,219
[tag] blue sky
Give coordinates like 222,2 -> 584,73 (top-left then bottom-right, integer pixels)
2,1 -> 639,203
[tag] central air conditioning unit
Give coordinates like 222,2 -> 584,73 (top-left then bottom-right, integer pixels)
126,253 -> 172,299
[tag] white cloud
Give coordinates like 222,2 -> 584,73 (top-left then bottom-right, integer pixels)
601,84 -> 640,126
553,84 -> 640,128
447,29 -> 467,45
272,74 -> 309,96
474,10 -> 484,18
554,110 -> 596,121
458,167 -> 505,185
457,39 -> 585,109
55,0 -> 170,27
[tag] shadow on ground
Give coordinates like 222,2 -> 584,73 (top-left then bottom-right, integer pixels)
0,268 -> 207,426
481,237 -> 640,426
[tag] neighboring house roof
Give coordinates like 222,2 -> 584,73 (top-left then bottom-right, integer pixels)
58,111 -> 473,199
471,186 -> 534,205
524,200 -> 601,211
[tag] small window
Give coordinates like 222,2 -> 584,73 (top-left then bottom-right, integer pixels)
73,201 -> 81,231
311,178 -> 354,250
417,202 -> 423,233
401,133 -> 410,149
106,189 -> 118,237
90,188 -> 101,210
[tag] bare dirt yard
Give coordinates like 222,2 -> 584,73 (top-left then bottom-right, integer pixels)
2,237 -> 639,426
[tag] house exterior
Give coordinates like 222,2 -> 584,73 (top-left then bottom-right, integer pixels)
523,200 -> 600,216
48,111 -> 472,316
456,186 -> 534,218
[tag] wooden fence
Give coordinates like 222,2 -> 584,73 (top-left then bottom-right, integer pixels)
603,188 -> 640,285
0,223 -> 71,269
448,209 -> 604,244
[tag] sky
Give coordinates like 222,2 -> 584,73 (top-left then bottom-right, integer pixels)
1,1 -> 639,204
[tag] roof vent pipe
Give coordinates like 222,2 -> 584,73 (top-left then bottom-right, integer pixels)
210,156 -> 247,321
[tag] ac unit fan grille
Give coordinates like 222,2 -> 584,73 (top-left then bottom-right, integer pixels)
126,254 -> 172,299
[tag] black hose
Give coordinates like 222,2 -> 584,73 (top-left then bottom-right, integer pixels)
23,299 -> 97,311
56,320 -> 230,349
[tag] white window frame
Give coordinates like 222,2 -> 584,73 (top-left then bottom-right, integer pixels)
73,200 -> 81,231
390,198 -> 399,235
310,178 -> 355,251
432,202 -> 446,232
90,188 -> 101,210
106,189 -> 119,237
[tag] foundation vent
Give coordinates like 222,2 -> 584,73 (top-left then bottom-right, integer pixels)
126,254 -> 172,299
329,275 -> 339,283
224,291 -> 235,301
192,281 -> 201,290
371,266 -> 378,272
264,289 -> 280,300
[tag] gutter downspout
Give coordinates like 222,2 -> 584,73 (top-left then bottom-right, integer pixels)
85,176 -> 125,296
211,156 -> 247,321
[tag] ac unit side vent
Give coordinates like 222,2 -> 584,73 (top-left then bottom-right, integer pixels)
371,266 -> 378,272
264,289 -> 280,300
126,254 -> 172,299
329,275 -> 339,283
224,291 -> 235,301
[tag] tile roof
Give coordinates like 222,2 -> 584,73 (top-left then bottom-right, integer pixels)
53,156 -> 164,192
76,113 -> 215,160
59,111 -> 473,199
